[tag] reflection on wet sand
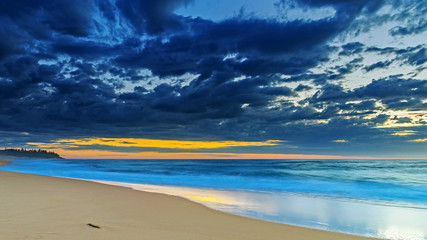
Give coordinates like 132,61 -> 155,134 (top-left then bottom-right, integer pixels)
93,180 -> 427,240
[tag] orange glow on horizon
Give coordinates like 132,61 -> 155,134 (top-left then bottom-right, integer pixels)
51,148 -> 379,160
28,138 -> 282,149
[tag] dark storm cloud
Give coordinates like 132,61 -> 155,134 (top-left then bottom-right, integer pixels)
360,45 -> 426,74
0,55 -> 295,137
364,60 -> 393,72
0,0 -> 425,157
406,48 -> 427,66
280,56 -> 364,85
0,0 -> 94,37
295,84 -> 312,92
312,78 -> 427,112
332,57 -> 363,75
116,0 -> 194,34
388,0 -> 427,37
367,45 -> 426,68
0,21 -> 26,60
278,0 -> 385,20
353,78 -> 427,100
339,42 -> 364,56
0,0 -> 96,60
51,37 -> 117,59
390,21 -> 427,36
148,75 -> 295,119
116,16 -> 343,77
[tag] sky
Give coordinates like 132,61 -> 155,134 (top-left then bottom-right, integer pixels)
0,0 -> 426,159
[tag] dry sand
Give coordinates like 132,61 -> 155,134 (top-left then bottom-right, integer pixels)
0,170 -> 375,240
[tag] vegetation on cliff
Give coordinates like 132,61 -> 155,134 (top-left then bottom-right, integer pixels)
0,148 -> 63,159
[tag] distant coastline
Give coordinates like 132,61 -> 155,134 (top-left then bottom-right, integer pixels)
0,148 -> 63,160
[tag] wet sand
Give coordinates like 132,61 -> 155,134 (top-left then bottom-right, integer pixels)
0,160 -> 9,166
0,170 -> 374,240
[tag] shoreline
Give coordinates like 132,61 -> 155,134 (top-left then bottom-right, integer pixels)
85,178 -> 427,239
0,159 -> 9,166
91,178 -> 427,211
0,170 -> 374,240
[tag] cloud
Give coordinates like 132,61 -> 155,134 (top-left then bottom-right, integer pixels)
390,21 -> 427,36
28,138 -> 282,150
365,45 -> 426,68
333,139 -> 348,143
294,84 -> 313,91
115,16 -> 344,78
0,0 -> 95,36
116,0 -> 193,33
392,130 -> 416,136
408,138 -> 427,142
0,0 -> 426,158
406,48 -> 427,66
339,42 -> 364,56
388,1 -> 427,36
364,60 -> 393,72
312,78 -> 427,105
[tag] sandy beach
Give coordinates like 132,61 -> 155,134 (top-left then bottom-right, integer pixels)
0,169 -> 374,240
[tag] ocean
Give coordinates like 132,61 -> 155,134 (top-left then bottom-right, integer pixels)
2,159 -> 427,239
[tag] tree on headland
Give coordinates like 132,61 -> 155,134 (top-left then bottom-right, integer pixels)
0,148 -> 63,159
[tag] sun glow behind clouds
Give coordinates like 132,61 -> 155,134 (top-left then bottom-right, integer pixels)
28,138 -> 282,149
392,130 -> 417,136
44,149 -> 376,160
26,138 -> 383,159
371,111 -> 427,128
333,139 -> 348,143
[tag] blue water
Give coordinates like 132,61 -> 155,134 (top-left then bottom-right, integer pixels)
3,159 -> 427,239
3,159 -> 427,209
